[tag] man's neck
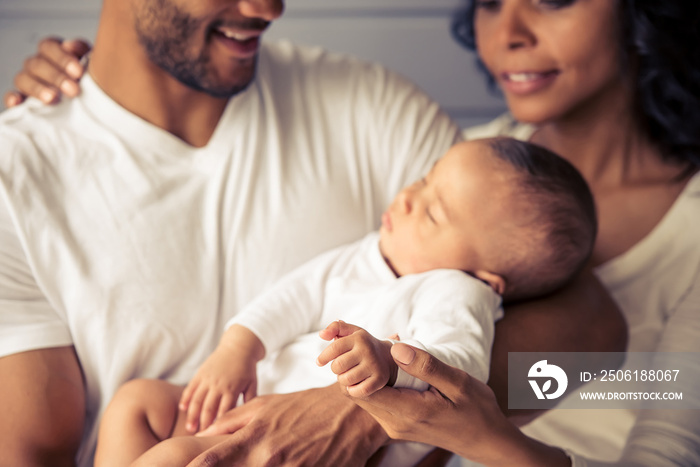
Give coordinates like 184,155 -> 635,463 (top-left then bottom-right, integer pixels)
88,8 -> 229,148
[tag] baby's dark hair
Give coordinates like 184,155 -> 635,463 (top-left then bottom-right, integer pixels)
487,137 -> 597,302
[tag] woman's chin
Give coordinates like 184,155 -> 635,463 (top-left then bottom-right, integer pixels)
505,98 -> 565,126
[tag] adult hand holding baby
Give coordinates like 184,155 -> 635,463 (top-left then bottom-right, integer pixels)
353,343 -> 571,467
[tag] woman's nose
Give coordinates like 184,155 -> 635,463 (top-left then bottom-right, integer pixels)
498,3 -> 537,50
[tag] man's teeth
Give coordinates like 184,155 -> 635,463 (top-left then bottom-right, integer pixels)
218,29 -> 254,41
507,73 -> 542,82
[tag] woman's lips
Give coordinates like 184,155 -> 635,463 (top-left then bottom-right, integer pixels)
500,70 -> 559,95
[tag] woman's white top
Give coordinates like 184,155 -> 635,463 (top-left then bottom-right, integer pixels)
464,114 -> 700,467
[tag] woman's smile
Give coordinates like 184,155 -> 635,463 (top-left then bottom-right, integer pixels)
499,69 -> 559,95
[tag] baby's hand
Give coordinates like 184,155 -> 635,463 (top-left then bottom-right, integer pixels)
317,321 -> 397,398
179,346 -> 258,433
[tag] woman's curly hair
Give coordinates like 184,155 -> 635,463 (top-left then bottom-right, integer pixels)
452,0 -> 700,167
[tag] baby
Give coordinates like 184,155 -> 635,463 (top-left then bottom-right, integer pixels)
95,137 -> 596,467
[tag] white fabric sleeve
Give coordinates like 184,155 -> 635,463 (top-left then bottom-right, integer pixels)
392,271 -> 502,390
385,338 -> 430,391
0,195 -> 71,357
568,273 -> 700,467
226,244 -> 349,356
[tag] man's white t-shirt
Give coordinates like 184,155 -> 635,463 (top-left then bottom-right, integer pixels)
0,40 -> 461,466
463,114 -> 700,467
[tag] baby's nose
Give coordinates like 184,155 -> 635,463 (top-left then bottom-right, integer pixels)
397,189 -> 413,214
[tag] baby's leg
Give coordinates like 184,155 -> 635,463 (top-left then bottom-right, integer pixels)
131,434 -> 231,466
94,378 -> 188,467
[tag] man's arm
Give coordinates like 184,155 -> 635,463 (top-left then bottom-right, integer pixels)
191,383 -> 388,467
489,270 -> 627,423
0,346 -> 85,467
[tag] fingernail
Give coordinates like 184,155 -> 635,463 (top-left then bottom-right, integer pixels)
6,95 -> 19,108
392,344 -> 415,365
40,89 -> 55,103
60,79 -> 79,97
67,61 -> 82,79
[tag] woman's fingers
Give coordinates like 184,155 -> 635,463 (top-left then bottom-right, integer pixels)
390,343 -> 468,400
10,37 -> 91,105
3,91 -> 24,108
59,38 -> 92,67
36,37 -> 88,80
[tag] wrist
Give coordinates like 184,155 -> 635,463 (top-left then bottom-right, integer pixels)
219,324 -> 266,362
464,423 -> 570,467
328,383 -> 390,450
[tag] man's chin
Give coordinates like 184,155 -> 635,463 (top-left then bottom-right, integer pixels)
173,58 -> 258,99
209,66 -> 258,98
203,79 -> 254,99
182,74 -> 255,99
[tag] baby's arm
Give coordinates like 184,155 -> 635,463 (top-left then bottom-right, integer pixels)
183,242 -> 356,433
179,324 -> 265,433
317,321 -> 397,398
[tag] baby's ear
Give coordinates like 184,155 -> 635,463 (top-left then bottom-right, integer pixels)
473,270 -> 506,296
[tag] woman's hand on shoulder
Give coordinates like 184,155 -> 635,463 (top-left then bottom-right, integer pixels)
4,37 -> 91,108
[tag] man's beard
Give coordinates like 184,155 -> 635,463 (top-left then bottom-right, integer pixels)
134,0 -> 256,98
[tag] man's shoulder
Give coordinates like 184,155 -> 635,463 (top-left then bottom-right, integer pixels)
261,40 -> 379,73
0,97 -> 74,135
0,97 -> 90,189
0,99 -> 66,164
258,40 -> 416,97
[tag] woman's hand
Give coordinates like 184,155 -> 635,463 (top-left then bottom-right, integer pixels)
352,343 -> 572,467
3,37 -> 91,108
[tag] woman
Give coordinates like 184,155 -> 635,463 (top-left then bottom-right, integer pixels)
360,0 -> 700,466
5,0 -> 699,465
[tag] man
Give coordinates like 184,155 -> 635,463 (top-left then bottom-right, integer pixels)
0,0 -> 625,466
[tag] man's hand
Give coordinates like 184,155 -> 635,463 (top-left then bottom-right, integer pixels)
317,320 -> 397,398
192,384 -> 388,467
4,37 -> 91,108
